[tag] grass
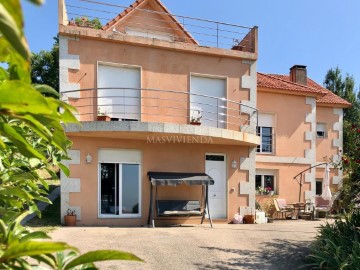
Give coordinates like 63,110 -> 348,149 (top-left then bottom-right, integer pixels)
27,195 -> 61,233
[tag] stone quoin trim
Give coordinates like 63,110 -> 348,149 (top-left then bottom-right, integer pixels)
304,97 -> 316,201
60,150 -> 81,222
332,108 -> 344,185
240,60 -> 257,132
59,36 -> 80,99
239,147 -> 256,216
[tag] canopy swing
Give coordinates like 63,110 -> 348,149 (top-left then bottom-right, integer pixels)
147,172 -> 214,228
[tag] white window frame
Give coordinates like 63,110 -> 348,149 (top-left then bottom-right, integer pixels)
255,169 -> 277,194
97,61 -> 142,121
190,73 -> 228,128
98,162 -> 141,219
316,123 -> 327,138
256,126 -> 274,154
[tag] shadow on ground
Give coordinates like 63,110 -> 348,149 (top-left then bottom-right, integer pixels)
195,238 -> 311,270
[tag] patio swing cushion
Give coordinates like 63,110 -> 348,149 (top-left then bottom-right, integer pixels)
157,200 -> 202,216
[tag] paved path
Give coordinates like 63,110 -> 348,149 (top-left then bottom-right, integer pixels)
50,219 -> 325,270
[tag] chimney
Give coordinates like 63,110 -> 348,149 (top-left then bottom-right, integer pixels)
290,65 -> 307,86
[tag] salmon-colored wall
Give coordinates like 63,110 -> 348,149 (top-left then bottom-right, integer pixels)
67,38 -> 250,129
112,1 -> 196,44
257,91 -> 311,157
316,106 -> 339,162
68,136 -> 249,225
256,162 -> 310,203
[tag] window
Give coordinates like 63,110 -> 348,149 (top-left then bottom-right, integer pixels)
316,179 -> 323,195
257,126 -> 273,153
317,123 -> 327,138
99,163 -> 141,217
257,113 -> 274,153
190,75 -> 226,128
255,175 -> 275,192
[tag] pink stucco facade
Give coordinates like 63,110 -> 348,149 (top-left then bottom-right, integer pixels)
59,0 -> 259,225
59,0 -> 347,225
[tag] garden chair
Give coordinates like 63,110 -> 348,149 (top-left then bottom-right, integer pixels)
298,200 -> 315,220
274,199 -> 295,219
314,196 -> 334,218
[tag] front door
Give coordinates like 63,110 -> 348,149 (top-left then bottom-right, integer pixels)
205,154 -> 226,219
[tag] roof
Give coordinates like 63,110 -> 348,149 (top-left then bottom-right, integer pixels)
148,172 -> 214,186
101,0 -> 198,44
257,73 -> 351,107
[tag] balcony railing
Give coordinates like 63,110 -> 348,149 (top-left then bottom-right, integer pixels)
62,87 -> 258,134
63,0 -> 257,52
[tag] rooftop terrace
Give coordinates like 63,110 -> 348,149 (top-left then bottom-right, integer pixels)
59,0 -> 258,53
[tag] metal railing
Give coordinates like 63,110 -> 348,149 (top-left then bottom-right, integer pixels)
61,87 -> 258,134
64,0 -> 257,52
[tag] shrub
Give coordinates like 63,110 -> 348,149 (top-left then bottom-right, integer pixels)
304,210 -> 360,269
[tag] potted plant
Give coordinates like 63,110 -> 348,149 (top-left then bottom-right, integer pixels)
97,107 -> 111,121
190,115 -> 202,125
265,186 -> 274,196
64,209 -> 76,226
190,109 -> 202,125
262,199 -> 275,223
69,17 -> 102,29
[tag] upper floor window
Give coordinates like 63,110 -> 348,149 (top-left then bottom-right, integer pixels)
257,113 -> 274,153
317,123 -> 327,138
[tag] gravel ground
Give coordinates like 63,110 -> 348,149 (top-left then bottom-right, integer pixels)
50,219 -> 326,270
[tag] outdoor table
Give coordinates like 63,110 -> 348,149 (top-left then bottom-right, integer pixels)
288,202 -> 305,219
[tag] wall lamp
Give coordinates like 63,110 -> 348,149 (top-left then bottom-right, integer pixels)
231,159 -> 237,169
85,153 -> 92,164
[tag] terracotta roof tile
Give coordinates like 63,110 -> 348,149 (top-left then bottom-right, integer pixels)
257,73 -> 351,107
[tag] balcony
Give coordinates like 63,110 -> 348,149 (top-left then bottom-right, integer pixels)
62,88 -> 259,145
59,0 -> 258,54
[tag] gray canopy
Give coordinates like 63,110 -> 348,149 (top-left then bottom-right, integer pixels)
148,172 -> 214,186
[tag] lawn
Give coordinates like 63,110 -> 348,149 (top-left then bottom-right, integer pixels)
26,180 -> 61,233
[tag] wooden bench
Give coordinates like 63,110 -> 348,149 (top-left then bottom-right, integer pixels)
156,200 -> 203,217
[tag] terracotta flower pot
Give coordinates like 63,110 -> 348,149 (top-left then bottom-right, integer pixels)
243,215 -> 255,224
97,115 -> 111,121
64,215 -> 76,226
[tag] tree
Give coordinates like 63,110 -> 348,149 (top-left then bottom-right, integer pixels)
31,36 -> 59,92
0,0 -> 141,268
324,67 -> 360,124
324,67 -> 360,212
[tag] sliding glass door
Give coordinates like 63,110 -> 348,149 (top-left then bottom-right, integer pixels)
99,163 -> 140,217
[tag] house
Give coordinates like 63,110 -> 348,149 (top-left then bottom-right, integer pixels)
58,0 -> 349,226
58,0 -> 259,225
256,66 -> 350,205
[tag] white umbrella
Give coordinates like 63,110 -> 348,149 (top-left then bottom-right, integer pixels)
321,163 -> 332,200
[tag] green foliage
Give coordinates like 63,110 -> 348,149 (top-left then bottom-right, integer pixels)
0,1 -> 142,268
304,210 -> 360,269
0,213 -> 142,269
31,37 -> 59,92
324,67 -> 360,125
74,17 -> 102,30
324,67 -> 360,212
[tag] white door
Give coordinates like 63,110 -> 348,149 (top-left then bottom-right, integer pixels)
190,75 -> 226,128
97,64 -> 141,120
205,154 -> 226,219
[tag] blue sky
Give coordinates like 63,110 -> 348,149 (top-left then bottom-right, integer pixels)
23,0 -> 360,88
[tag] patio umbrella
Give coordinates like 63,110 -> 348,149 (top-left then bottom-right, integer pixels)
321,163 -> 332,200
